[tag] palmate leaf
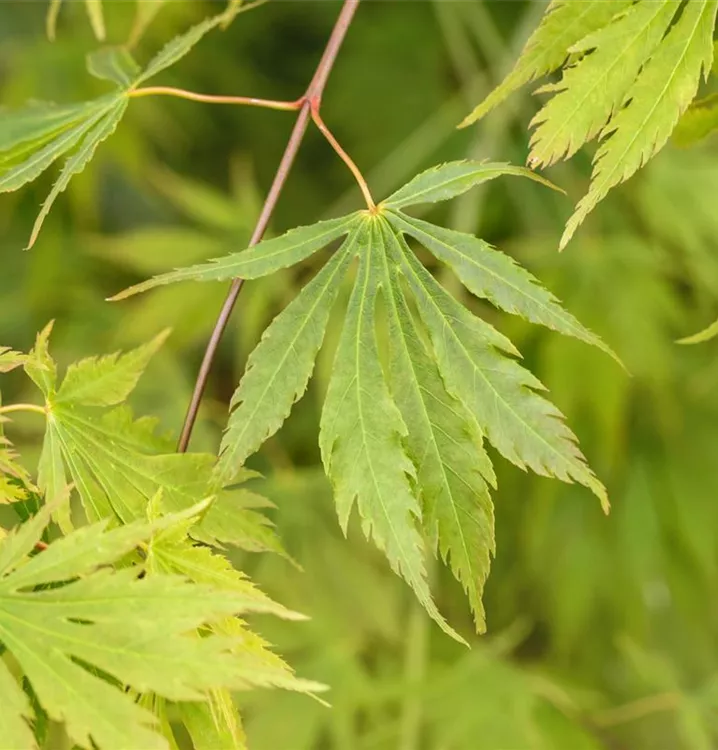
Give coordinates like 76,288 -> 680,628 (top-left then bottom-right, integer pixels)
673,93 -> 718,147
4,5 -> 247,248
463,0 -> 718,249
0,503 -> 304,750
112,161 -> 613,634
22,327 -> 286,558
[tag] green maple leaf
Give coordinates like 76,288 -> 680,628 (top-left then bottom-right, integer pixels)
2,5 -> 247,248
20,325 -> 287,564
0,502 -> 305,750
462,0 -> 718,248
112,160 -> 615,634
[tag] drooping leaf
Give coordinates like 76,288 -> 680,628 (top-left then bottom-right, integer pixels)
560,0 -> 717,248
394,230 -> 609,511
319,220 -> 464,644
0,95 -> 116,194
28,95 -> 128,248
378,219 -> 495,632
0,505 -> 303,750
214,233 -> 356,486
87,47 -> 141,87
382,160 -> 559,210
387,210 -> 619,363
110,214 -> 361,300
459,0 -> 633,127
84,0 -> 106,41
528,1 -> 681,168
128,0 -> 167,47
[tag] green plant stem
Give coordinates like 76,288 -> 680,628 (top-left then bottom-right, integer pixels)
177,0 -> 361,452
0,403 -> 46,416
128,87 -> 303,111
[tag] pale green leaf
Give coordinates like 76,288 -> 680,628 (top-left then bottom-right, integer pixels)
178,697 -> 246,750
24,322 -> 57,398
0,100 -> 101,154
0,347 -> 26,373
382,160 -> 559,210
28,95 -> 128,248
673,93 -> 718,147
36,426 -> 71,531
87,47 -> 140,87
56,329 -> 169,407
110,213 -> 360,300
46,0 -> 62,40
84,0 -> 106,40
561,0 -> 718,249
0,96 -> 114,194
678,317 -> 718,345
0,658 -> 36,750
137,13 -> 226,85
214,233 -> 355,487
460,0 -> 632,126
395,233 -> 608,511
528,1 -> 680,168
128,0 -> 167,47
319,218 -> 465,644
378,219 -> 495,632
0,509 -> 299,750
387,210 -> 619,363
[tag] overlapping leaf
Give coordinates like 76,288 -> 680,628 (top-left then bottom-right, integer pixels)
0,503 -> 305,750
113,161 -> 613,634
463,0 -> 718,248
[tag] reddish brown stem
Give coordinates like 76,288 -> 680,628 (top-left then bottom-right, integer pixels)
177,0 -> 360,453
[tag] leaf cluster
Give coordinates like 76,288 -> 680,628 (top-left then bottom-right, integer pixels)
462,0 -> 718,248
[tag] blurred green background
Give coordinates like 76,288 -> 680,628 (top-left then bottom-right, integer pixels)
2,2 -> 718,748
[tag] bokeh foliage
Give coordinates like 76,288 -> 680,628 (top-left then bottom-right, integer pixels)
2,1 -> 718,748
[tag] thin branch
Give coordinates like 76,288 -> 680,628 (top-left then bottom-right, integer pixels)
311,105 -> 375,210
0,403 -> 46,416
129,87 -> 303,112
177,0 -> 361,453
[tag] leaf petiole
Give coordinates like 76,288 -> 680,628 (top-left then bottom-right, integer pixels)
0,403 -> 46,417
128,86 -> 304,111
311,104 -> 376,210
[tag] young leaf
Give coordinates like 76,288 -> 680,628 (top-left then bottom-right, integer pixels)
84,0 -> 106,41
56,329 -> 169,407
528,1 -> 680,168
378,219 -> 495,632
560,0 -> 718,248
382,160 -> 559,210
214,233 -> 356,486
387,210 -> 618,363
0,508 -> 302,750
394,232 -> 608,512
136,12 -> 229,85
0,347 -> 26,373
319,219 -> 464,644
459,0 -> 633,127
110,214 -> 361,300
28,95 -> 128,248
87,47 -> 141,87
